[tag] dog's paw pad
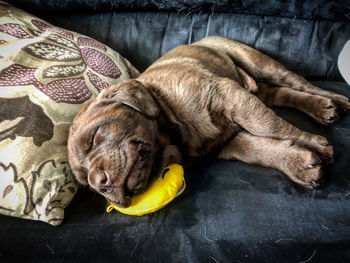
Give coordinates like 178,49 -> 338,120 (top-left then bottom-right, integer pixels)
282,147 -> 325,189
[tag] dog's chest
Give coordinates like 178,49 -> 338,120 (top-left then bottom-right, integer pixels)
158,102 -> 239,157
184,114 -> 239,156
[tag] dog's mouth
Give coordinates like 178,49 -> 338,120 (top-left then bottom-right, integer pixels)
107,172 -> 152,209
101,152 -> 156,208
109,196 -> 131,208
107,182 -> 149,208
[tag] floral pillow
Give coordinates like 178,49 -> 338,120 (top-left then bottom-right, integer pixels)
0,2 -> 139,225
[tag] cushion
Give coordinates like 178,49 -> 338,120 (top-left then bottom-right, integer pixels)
0,1 -> 139,225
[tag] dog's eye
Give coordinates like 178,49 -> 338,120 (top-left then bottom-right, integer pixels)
87,126 -> 100,151
131,140 -> 144,146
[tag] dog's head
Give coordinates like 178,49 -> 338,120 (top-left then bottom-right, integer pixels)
67,79 -> 160,208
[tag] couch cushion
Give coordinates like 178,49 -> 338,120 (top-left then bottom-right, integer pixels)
0,2 -> 139,225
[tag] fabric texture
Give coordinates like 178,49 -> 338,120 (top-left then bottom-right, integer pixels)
0,2 -> 139,225
41,11 -> 350,82
0,82 -> 349,262
7,0 -> 350,21
0,0 -> 349,262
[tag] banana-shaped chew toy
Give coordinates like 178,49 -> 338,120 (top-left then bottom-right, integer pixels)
106,164 -> 185,216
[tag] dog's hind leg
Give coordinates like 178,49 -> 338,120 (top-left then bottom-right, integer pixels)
195,36 -> 350,112
256,83 -> 339,125
216,78 -> 333,164
218,131 -> 325,189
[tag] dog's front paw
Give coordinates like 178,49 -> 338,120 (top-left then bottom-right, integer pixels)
315,89 -> 350,116
281,145 -> 325,189
306,97 -> 339,125
315,98 -> 339,125
334,99 -> 350,115
307,135 -> 334,165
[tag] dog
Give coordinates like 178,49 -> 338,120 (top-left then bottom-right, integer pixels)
67,36 -> 350,208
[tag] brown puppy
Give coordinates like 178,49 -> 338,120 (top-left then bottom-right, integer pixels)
67,36 -> 350,208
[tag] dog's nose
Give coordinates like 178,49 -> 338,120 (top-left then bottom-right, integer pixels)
95,170 -> 110,188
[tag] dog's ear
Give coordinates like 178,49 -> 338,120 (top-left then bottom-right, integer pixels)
101,79 -> 159,119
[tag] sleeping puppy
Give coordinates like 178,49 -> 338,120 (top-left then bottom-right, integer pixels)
67,36 -> 350,208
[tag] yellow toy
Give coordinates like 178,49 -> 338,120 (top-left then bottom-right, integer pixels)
106,164 -> 185,216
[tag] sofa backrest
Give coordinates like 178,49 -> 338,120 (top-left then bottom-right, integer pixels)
7,0 -> 350,21
6,0 -> 350,81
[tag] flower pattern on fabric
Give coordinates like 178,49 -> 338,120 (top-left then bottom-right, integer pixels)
34,78 -> 91,104
77,37 -> 107,52
0,64 -> 37,86
0,65 -> 92,104
0,23 -> 32,39
0,19 -> 122,103
0,162 -> 29,214
87,70 -> 110,92
0,2 -> 138,226
43,63 -> 86,78
47,34 -> 79,50
0,160 -> 77,225
0,96 -> 54,146
81,47 -> 121,79
31,19 -> 74,40
23,42 -> 81,61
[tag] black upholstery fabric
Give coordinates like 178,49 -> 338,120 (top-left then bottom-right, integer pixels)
1,1 -> 350,262
7,1 -> 350,80
40,12 -> 350,81
7,0 -> 350,21
1,83 -> 350,262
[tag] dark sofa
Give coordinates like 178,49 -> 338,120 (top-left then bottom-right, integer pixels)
1,0 -> 350,262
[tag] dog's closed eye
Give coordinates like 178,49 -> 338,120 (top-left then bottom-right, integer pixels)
131,139 -> 144,146
87,126 -> 100,152
131,139 -> 153,156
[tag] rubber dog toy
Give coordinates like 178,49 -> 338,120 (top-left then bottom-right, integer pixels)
106,164 -> 185,216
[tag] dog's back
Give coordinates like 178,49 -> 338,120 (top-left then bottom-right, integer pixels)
137,43 -> 246,156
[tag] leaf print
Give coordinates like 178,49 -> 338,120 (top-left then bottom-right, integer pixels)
77,37 -> 107,52
27,28 -> 41,37
23,42 -> 81,61
0,162 -> 31,215
47,34 -> 79,50
34,77 -> 92,104
31,19 -> 74,39
43,180 -> 52,191
87,70 -> 110,92
43,62 -> 86,78
0,64 -> 92,104
3,185 -> 13,199
0,64 -> 36,86
81,47 -> 121,79
30,160 -> 77,224
68,187 -> 75,194
31,19 -> 51,31
0,96 -> 54,146
0,23 -> 32,39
